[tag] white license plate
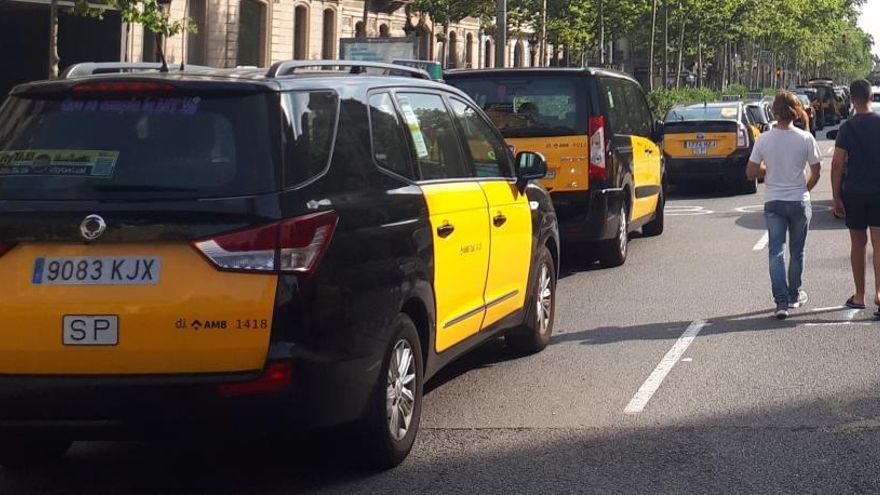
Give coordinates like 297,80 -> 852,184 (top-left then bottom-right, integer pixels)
63,315 -> 118,346
33,256 -> 161,285
685,140 -> 717,155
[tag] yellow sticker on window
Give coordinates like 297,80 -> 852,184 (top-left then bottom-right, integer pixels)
0,150 -> 119,177
720,107 -> 738,118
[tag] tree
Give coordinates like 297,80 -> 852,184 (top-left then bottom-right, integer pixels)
413,0 -> 490,67
57,0 -> 193,77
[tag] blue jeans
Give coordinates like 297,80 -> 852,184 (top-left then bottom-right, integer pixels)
763,200 -> 812,305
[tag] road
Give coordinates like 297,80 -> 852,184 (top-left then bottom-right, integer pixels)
5,127 -> 880,494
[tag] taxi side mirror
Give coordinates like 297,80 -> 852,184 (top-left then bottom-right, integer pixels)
515,151 -> 547,190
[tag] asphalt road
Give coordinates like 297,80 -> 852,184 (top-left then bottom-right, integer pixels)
5,125 -> 880,494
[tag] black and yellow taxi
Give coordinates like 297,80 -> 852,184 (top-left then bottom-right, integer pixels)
0,61 -> 559,469
807,78 -> 841,126
662,101 -> 759,194
445,68 -> 664,267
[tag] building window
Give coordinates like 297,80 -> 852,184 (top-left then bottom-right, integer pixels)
186,0 -> 207,64
238,0 -> 267,67
484,39 -> 492,68
513,41 -> 524,67
355,21 -> 365,38
142,27 -> 163,63
465,33 -> 473,68
294,4 -> 309,60
321,9 -> 335,59
379,23 -> 390,38
447,31 -> 457,68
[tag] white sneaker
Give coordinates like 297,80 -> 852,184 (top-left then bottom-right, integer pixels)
789,291 -> 808,309
775,304 -> 789,320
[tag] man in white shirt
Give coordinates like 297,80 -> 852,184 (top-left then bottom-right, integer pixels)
746,91 -> 822,319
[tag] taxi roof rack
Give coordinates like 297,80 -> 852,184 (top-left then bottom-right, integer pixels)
61,62 -> 210,79
266,60 -> 431,80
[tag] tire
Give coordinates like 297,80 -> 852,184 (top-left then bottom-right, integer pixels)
740,176 -> 758,195
642,185 -> 665,237
506,245 -> 556,355
598,201 -> 629,267
355,314 -> 423,470
0,432 -> 71,469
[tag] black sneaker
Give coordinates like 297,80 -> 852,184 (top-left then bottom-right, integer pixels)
789,290 -> 808,309
775,303 -> 789,320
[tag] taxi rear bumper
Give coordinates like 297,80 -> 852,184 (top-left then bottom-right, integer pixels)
665,149 -> 751,184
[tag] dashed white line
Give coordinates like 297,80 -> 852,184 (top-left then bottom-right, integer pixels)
825,145 -> 835,156
624,320 -> 707,415
753,232 -> 769,251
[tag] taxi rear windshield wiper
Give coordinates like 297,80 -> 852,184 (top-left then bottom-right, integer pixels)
93,184 -> 199,193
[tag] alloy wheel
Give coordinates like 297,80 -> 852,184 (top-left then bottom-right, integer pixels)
536,262 -> 553,335
386,339 -> 417,441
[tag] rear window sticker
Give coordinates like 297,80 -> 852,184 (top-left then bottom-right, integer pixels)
0,150 -> 119,177
62,97 -> 201,116
720,107 -> 738,118
396,97 -> 430,159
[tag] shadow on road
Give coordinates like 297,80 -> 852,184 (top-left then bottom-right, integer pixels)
733,199 -> 848,232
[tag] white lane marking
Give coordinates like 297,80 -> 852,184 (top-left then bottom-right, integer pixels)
736,205 -> 765,213
666,205 -> 713,216
624,320 -> 707,415
845,309 -> 860,321
811,305 -> 847,312
825,145 -> 835,156
753,232 -> 769,251
804,322 -> 873,327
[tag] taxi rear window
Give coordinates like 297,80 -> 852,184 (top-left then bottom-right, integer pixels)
0,92 -> 280,200
446,75 -> 587,138
665,106 -> 738,122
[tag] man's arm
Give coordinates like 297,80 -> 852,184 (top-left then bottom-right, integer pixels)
746,160 -> 766,180
831,147 -> 848,217
806,162 -> 821,191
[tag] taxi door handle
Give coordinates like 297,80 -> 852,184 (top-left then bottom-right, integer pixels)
437,223 -> 455,238
493,213 -> 507,227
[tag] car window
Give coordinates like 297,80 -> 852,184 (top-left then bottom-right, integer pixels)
665,106 -> 740,122
446,74 -> 586,138
282,91 -> 339,187
622,81 -> 653,138
449,98 -> 513,178
368,93 -> 414,180
394,92 -> 471,181
0,93 -> 279,200
603,79 -> 634,135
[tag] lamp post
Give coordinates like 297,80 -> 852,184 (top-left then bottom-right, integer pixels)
495,0 -> 506,67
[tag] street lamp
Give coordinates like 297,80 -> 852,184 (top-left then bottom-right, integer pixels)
495,0 -> 506,67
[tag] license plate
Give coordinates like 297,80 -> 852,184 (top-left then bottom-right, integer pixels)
32,256 -> 161,286
63,315 -> 118,346
685,140 -> 716,155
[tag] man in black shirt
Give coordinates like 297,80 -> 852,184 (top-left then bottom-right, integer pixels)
831,79 -> 880,313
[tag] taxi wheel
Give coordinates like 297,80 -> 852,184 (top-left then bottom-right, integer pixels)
598,202 -> 629,267
356,314 -> 423,470
506,245 -> 556,355
642,186 -> 665,237
740,177 -> 758,195
0,433 -> 71,468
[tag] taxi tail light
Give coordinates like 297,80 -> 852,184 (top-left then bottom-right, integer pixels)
218,362 -> 293,396
193,211 -> 338,274
588,116 -> 608,182
736,124 -> 749,148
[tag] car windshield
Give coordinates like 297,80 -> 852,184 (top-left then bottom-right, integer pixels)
446,75 -> 587,138
665,106 -> 739,122
0,92 -> 281,200
746,106 -> 768,124
873,93 -> 880,103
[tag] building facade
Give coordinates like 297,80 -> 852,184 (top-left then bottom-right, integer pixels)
129,0 -> 540,70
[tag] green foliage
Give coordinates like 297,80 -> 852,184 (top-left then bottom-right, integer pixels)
647,86 -> 778,117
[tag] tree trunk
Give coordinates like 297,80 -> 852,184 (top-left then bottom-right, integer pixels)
362,0 -> 370,37
649,0 -> 658,90
155,31 -> 168,71
48,0 -> 59,78
675,0 -> 684,89
441,24 -> 449,68
663,0 -> 669,89
697,29 -> 702,88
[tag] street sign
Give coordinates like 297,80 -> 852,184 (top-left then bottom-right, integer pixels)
340,37 -> 418,63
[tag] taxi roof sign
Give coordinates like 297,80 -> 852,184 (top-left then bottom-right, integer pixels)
720,94 -> 740,102
392,59 -> 443,81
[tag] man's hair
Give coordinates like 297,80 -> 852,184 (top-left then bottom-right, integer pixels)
772,91 -> 804,124
850,79 -> 872,106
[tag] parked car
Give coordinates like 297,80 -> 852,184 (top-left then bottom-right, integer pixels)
745,101 -> 776,132
0,61 -> 560,469
795,87 -> 824,130
807,78 -> 841,125
662,101 -> 759,194
445,67 -> 665,267
793,93 -> 817,136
